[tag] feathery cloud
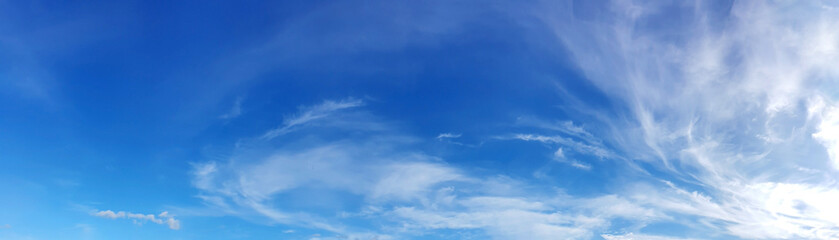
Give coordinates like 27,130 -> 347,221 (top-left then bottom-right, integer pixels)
534,0 -> 839,238
261,98 -> 364,140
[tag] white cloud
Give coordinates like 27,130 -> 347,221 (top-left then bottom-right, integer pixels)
388,189 -> 667,240
193,140 -> 465,233
93,210 -> 121,219
551,147 -> 591,170
436,133 -> 461,140
370,162 -> 462,201
509,134 -> 617,160
92,210 -> 180,230
435,132 -> 476,147
812,99 -> 839,168
0,224 -> 9,229
628,181 -> 839,239
261,98 -> 364,139
391,207 -> 591,239
459,196 -> 549,211
568,162 -> 591,170
184,1 -> 839,239
602,233 -> 698,240
192,98 -> 671,239
227,144 -> 458,202
193,99 -> 470,236
528,0 -> 839,238
516,117 -> 603,145
553,148 -> 565,158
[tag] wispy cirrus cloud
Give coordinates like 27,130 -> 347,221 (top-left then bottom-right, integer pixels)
435,133 -> 461,140
515,117 -> 603,145
553,148 -> 591,170
183,1 -> 839,239
92,210 -> 180,230
260,98 -> 364,140
194,98 -> 457,237
189,98 -> 678,239
506,133 -> 618,161
387,187 -> 667,240
531,0 -> 839,238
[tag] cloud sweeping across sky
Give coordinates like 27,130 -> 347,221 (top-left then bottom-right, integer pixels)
1,0 -> 838,239
189,99 -> 670,239
534,1 -> 839,238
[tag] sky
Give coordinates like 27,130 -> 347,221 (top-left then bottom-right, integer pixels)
1,0 -> 839,239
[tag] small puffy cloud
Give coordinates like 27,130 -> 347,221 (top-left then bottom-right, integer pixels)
553,148 -> 565,158
93,210 -> 122,219
92,210 -> 181,230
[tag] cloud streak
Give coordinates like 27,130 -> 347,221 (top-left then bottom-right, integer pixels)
93,210 -> 181,230
436,133 -> 461,140
261,98 -> 364,140
508,133 -> 618,160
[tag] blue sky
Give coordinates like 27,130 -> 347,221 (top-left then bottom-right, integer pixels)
2,0 -> 839,239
